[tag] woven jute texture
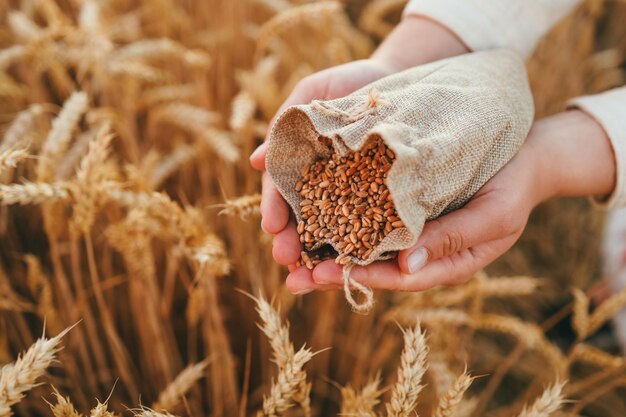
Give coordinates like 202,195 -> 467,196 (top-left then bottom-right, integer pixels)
266,49 -> 534,312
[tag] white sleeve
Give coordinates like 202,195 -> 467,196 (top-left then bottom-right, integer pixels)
569,87 -> 626,208
403,0 -> 581,58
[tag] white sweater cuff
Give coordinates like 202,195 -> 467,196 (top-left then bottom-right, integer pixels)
569,87 -> 626,209
403,0 -> 579,59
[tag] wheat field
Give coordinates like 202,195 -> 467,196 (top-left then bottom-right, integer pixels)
1,0 -> 626,416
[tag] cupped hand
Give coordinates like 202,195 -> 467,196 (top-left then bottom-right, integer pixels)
250,59 -> 396,268
285,139 -> 542,293
285,109 -> 617,294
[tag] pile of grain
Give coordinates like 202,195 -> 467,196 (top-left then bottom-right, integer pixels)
296,139 -> 404,268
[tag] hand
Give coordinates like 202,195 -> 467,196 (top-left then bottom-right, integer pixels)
250,59 -> 396,268
286,110 -> 617,293
250,16 -> 470,273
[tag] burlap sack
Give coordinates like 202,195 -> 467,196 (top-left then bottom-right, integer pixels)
266,49 -> 534,310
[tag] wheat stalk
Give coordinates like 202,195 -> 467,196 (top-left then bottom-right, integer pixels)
385,325 -> 429,417
0,327 -> 71,417
153,359 -> 210,412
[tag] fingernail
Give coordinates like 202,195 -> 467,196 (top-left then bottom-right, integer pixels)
408,247 -> 428,274
294,288 -> 313,295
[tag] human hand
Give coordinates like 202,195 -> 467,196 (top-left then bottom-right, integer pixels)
285,110 -> 617,293
250,58 -> 396,268
250,16 -> 469,274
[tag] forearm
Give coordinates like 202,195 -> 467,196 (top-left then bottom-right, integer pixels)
370,15 -> 469,72
528,110 -> 616,203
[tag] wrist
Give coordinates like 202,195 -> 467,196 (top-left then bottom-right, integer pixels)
370,15 -> 469,73
525,110 -> 616,203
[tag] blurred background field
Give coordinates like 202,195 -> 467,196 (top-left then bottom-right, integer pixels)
0,0 -> 626,416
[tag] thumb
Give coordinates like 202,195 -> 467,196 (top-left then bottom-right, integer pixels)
397,198 -> 519,275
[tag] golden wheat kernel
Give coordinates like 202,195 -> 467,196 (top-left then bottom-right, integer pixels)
341,205 -> 350,217
349,232 -> 358,245
344,243 -> 355,254
338,216 -> 349,225
300,199 -> 312,207
319,180 -> 330,188
304,231 -> 312,242
297,221 -> 305,234
385,222 -> 392,234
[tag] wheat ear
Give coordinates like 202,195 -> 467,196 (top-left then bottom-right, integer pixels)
0,327 -> 71,417
47,387 -> 83,417
516,381 -> 566,417
385,325 -> 429,417
433,370 -> 473,417
0,181 -> 70,205
217,194 -> 262,220
153,359 -> 210,412
340,374 -> 383,417
37,91 -> 88,181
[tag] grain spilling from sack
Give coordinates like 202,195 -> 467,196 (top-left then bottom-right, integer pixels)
295,138 -> 404,269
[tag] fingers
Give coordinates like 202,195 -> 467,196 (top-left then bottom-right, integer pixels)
305,233 -> 517,292
272,221 -> 301,265
260,173 -> 290,234
286,266 -> 338,294
397,196 -> 519,275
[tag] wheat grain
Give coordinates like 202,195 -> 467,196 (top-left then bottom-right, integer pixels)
153,360 -> 210,412
386,325 -> 428,417
0,327 -> 71,417
516,381 -> 565,417
297,139 -> 403,264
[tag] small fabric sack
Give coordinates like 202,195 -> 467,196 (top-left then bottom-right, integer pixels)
266,49 -> 534,312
